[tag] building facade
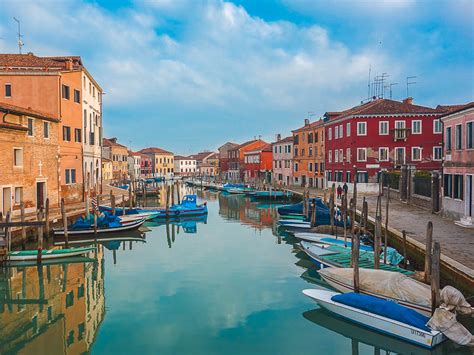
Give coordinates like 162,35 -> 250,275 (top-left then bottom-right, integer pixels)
174,155 -> 197,176
101,157 -> 113,185
243,144 -> 272,182
292,119 -> 325,188
200,152 -> 219,177
324,98 -> 444,192
139,147 -> 174,177
0,103 -> 60,215
441,102 -> 474,226
103,138 -> 129,182
272,134 -> 293,186
218,142 -> 238,180
227,139 -> 268,181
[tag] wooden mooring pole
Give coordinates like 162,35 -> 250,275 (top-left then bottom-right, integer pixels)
383,186 -> 390,264
352,231 -> 360,293
374,196 -> 382,269
431,241 -> 441,314
61,199 -> 69,248
424,221 -> 433,284
37,209 -> 44,263
45,198 -> 50,238
402,230 -> 408,269
20,202 -> 26,241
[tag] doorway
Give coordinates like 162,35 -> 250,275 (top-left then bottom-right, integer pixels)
466,175 -> 473,217
2,187 -> 12,214
36,182 -> 45,209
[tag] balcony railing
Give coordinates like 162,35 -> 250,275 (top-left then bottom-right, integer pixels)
391,128 -> 411,141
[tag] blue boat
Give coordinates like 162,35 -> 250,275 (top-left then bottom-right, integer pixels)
277,198 -> 347,227
252,190 -> 293,200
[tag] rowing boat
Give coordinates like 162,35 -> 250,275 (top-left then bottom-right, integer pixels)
7,246 -> 95,261
53,218 -> 145,236
293,232 -> 374,251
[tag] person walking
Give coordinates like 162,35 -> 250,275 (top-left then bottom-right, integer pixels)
337,185 -> 343,200
343,182 -> 348,196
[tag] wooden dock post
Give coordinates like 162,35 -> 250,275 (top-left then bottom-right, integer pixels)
166,185 -> 170,212
61,199 -> 69,248
431,241 -> 440,314
424,221 -> 433,283
110,190 -> 115,215
342,194 -> 348,247
45,198 -> 50,238
352,231 -> 360,293
20,202 -> 26,241
351,170 -> 358,236
122,194 -> 126,215
310,200 -> 316,228
362,199 -> 368,235
171,183 -> 175,206
129,182 -> 133,209
5,212 -> 11,256
177,182 -> 181,205
383,185 -> 390,264
37,209 -> 44,263
402,230 -> 408,269
374,198 -> 382,269
329,193 -> 335,235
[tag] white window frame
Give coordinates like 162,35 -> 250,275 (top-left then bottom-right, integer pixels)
433,119 -> 442,134
14,186 -> 22,204
346,148 -> 351,162
339,125 -> 343,139
433,146 -> 442,161
335,149 -> 339,162
346,123 -> 351,137
411,147 -> 422,161
27,117 -> 34,137
328,127 -> 332,140
467,120 -> 474,150
395,147 -> 406,164
13,147 -> 23,167
378,147 -> 389,162
412,120 -> 422,134
395,120 -> 406,129
357,122 -> 367,136
379,121 -> 389,135
335,126 -> 339,139
357,148 -> 367,162
328,150 -> 332,163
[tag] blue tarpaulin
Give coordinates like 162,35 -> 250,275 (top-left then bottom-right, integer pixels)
331,292 -> 430,331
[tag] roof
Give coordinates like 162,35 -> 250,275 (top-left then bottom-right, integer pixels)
218,142 -> 239,149
292,119 -> 324,133
439,102 -> 474,119
131,151 -> 150,158
0,53 -> 83,71
325,98 -> 439,123
273,136 -> 293,144
244,143 -> 272,154
174,155 -> 194,160
189,151 -> 214,161
0,102 -> 59,122
103,138 -> 128,149
139,147 -> 173,155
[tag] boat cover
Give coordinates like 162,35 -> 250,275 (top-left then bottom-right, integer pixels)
428,308 -> 474,346
277,198 -> 347,227
331,292 -> 430,331
319,268 -> 431,309
69,214 -> 122,230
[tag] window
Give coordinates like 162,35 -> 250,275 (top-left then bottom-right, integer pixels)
454,175 -> 463,200
294,134 -> 299,144
63,126 -> 71,141
27,118 -> 34,136
346,148 -> 351,162
444,174 -> 453,197
328,128 -> 332,140
468,122 -> 473,149
446,126 -> 452,151
5,83 -> 11,97
14,187 -> 22,204
335,126 -> 339,139
335,150 -> 339,162
294,148 -> 298,157
339,149 -> 343,162
294,163 -> 298,172
308,133 -> 313,143
346,123 -> 351,136
379,147 -> 388,161
75,128 -> 81,142
74,89 -> 80,103
356,172 -> 369,183
309,147 -> 313,156
379,121 -> 389,135
357,148 -> 367,161
412,147 -> 422,161
308,163 -> 313,172
62,84 -> 70,100
433,119 -> 442,133
43,122 -> 49,138
346,171 -> 351,183
339,125 -> 344,138
328,150 -> 332,163
395,147 -> 405,164
301,148 -> 305,156
456,124 -> 462,150
433,146 -> 442,160
13,148 -> 23,167
412,120 -> 422,134
274,146 -> 277,153
357,122 -> 367,136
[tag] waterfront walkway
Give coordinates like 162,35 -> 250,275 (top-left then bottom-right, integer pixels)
287,186 -> 474,278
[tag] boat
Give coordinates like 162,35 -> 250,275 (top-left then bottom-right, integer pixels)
4,256 -> 96,268
302,289 -> 445,348
53,217 -> 145,236
278,198 -> 347,227
293,232 -> 374,251
318,268 -> 432,315
299,241 -> 411,274
116,211 -> 161,222
54,234 -> 146,246
7,246 -> 95,261
252,190 -> 293,200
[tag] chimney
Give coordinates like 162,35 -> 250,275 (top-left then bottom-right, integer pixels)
276,133 -> 281,142
403,97 -> 414,105
65,58 -> 73,71
304,118 -> 309,126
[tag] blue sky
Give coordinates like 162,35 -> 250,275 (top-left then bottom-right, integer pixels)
0,0 -> 473,154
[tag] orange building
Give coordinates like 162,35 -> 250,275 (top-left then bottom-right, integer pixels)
243,144 -> 273,183
227,139 -> 269,181
0,54 -> 100,203
292,118 -> 325,188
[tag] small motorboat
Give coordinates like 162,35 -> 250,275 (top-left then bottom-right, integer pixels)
252,190 -> 293,200
7,246 -> 95,261
293,232 -> 374,251
53,217 -> 145,236
302,289 -> 445,349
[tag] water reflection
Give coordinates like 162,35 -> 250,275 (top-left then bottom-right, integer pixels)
0,246 -> 105,354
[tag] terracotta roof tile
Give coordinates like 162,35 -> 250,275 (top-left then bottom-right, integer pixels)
273,136 -> 293,144
103,138 -> 128,149
0,53 -> 82,71
139,147 -> 173,155
439,102 -> 474,118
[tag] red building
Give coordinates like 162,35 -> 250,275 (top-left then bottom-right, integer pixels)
138,153 -> 152,177
218,142 -> 238,180
243,144 -> 273,182
227,139 -> 268,181
324,98 -> 444,192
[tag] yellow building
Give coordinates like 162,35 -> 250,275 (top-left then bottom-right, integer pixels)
102,138 -> 129,181
139,147 -> 174,177
101,157 -> 113,185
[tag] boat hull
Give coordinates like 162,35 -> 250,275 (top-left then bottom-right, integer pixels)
303,289 -> 444,349
7,247 -> 95,261
53,218 -> 145,236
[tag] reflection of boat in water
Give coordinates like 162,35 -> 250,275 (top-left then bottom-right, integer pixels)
303,308 -> 450,355
54,231 -> 146,246
3,256 -> 96,268
7,246 -> 95,262
145,215 -> 208,234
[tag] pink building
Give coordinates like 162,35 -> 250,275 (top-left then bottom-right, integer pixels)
271,134 -> 293,186
441,102 -> 474,227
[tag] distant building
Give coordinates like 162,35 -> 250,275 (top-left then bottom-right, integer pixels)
243,144 -> 272,183
440,102 -> 474,227
137,153 -> 152,178
103,138 -> 129,182
218,142 -> 238,180
0,103 -> 60,215
324,98 -> 444,192
227,139 -> 268,181
101,157 -> 113,185
174,155 -> 197,176
200,152 -> 219,177
129,151 -> 141,180
189,151 -> 214,175
272,134 -> 293,186
139,147 -> 174,177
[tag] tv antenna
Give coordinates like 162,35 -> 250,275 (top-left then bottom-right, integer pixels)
13,17 -> 24,54
388,83 -> 398,99
406,76 -> 417,97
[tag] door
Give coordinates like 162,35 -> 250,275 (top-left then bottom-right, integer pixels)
467,175 -> 473,217
2,187 -> 12,215
36,182 -> 45,209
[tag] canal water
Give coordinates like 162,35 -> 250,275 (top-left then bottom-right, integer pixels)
0,188 -> 471,354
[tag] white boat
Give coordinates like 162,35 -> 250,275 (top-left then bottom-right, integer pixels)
7,246 -> 95,261
318,268 -> 432,316
302,289 -> 445,349
278,220 -> 312,230
300,241 -> 340,257
118,212 -> 160,223
53,218 -> 145,236
294,232 -> 373,251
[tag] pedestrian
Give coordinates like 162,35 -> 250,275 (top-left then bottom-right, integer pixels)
343,182 -> 348,196
337,185 -> 343,200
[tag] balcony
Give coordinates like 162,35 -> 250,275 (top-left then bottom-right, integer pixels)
391,128 -> 411,141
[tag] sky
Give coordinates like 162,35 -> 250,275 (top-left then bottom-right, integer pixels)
0,0 -> 473,154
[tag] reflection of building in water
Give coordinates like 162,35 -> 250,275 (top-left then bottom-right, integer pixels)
218,194 -> 274,230
0,246 -> 105,354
